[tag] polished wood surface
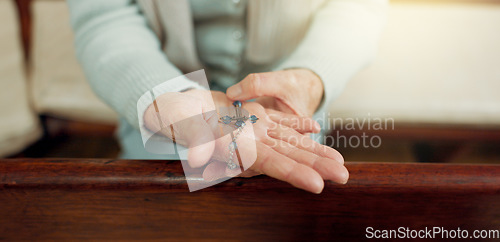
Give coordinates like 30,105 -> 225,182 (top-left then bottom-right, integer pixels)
1,159 -> 499,241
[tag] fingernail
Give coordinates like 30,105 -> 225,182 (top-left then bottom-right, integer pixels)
340,169 -> 349,184
312,179 -> 324,194
227,85 -> 242,98
314,186 -> 324,194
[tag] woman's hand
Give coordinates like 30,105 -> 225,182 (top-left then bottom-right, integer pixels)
226,69 -> 324,117
143,89 -> 347,193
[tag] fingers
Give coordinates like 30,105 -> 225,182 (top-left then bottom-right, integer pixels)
269,139 -> 349,184
265,108 -> 321,134
267,124 -> 345,164
253,142 -> 324,194
226,73 -> 286,101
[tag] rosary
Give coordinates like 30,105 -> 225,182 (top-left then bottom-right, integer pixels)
219,101 -> 258,170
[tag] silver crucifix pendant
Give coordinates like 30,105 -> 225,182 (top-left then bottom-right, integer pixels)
219,101 -> 259,128
218,101 -> 259,170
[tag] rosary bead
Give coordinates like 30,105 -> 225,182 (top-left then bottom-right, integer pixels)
221,115 -> 232,124
235,120 -> 245,128
250,115 -> 258,123
233,100 -> 242,107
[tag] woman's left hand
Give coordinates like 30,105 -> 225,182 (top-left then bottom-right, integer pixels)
226,69 -> 324,117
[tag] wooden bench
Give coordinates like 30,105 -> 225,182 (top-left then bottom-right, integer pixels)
1,159 -> 498,240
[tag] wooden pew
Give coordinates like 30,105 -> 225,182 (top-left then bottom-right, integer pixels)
0,159 -> 498,241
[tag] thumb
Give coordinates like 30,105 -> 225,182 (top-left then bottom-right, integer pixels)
226,73 -> 283,101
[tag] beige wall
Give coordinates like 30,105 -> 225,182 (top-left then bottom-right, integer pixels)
330,2 -> 500,127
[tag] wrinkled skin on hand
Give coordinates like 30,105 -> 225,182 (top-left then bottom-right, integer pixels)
227,69 -> 325,117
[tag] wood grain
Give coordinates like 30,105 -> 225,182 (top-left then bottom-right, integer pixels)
0,159 -> 499,241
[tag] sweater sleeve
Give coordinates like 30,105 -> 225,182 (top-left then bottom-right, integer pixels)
67,0 -> 205,129
275,0 -> 388,112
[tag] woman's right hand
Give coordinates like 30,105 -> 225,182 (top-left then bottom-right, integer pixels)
143,89 -> 348,193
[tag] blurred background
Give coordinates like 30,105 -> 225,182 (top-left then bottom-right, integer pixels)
1,0 -> 499,163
